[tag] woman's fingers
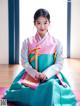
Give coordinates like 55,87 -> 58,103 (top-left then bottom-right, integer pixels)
35,72 -> 40,80
35,72 -> 47,81
39,73 -> 47,81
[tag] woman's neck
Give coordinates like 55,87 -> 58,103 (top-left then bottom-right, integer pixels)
37,31 -> 48,38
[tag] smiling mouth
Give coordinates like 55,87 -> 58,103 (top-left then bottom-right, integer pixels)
40,29 -> 45,31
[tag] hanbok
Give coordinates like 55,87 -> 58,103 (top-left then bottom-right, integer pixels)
3,32 -> 77,106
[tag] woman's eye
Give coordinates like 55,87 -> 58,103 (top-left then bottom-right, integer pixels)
44,22 -> 47,24
44,21 -> 48,24
37,23 -> 40,25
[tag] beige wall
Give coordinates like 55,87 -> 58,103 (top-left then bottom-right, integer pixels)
0,0 -> 8,64
71,0 -> 80,58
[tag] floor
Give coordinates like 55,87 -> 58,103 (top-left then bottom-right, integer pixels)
0,58 -> 80,105
62,59 -> 80,105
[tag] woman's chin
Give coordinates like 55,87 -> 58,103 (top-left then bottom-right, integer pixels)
38,32 -> 46,37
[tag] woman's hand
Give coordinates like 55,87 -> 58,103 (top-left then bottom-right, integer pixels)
35,72 -> 47,81
39,73 -> 47,81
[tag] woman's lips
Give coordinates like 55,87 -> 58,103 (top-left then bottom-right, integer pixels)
40,29 -> 45,31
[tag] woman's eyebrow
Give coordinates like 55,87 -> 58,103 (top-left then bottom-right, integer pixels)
37,20 -> 48,23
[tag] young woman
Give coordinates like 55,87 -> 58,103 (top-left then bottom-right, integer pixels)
3,8 -> 77,106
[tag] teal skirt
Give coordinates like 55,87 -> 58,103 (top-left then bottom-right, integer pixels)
4,69 -> 77,106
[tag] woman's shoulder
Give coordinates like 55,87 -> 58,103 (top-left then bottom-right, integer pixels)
52,36 -> 61,46
51,36 -> 63,52
23,36 -> 34,44
22,36 -> 36,48
22,38 -> 28,45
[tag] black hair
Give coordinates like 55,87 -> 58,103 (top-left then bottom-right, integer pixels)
34,8 -> 50,23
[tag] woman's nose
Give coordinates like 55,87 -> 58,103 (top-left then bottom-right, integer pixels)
40,24 -> 44,29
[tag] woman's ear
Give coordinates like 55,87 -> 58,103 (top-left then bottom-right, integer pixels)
49,21 -> 50,25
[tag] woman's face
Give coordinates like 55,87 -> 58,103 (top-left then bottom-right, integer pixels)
34,16 -> 50,37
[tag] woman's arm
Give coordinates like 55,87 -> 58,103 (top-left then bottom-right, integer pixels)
21,39 -> 39,79
42,40 -> 64,79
